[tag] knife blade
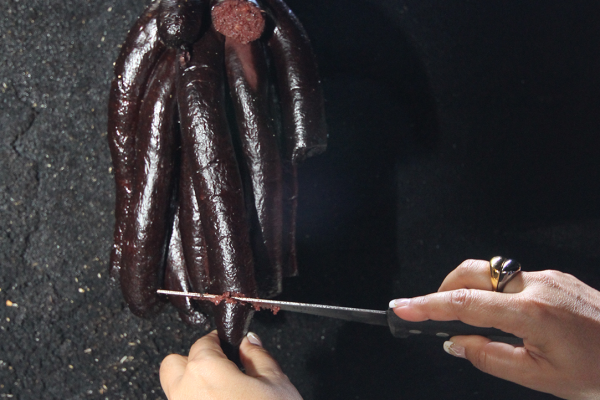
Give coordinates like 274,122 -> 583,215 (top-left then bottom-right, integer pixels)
157,289 -> 522,344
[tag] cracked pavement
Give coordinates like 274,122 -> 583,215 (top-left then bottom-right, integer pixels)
2,0 -> 600,399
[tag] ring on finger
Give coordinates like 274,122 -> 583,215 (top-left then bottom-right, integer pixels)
490,256 -> 522,292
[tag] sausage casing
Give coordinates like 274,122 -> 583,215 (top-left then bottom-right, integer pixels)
261,0 -> 327,163
165,207 -> 210,326
225,37 -> 283,297
120,49 -> 178,318
178,136 -> 211,295
158,0 -> 206,48
108,1 -> 165,279
178,29 -> 257,348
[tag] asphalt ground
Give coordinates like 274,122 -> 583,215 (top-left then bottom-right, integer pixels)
1,0 -> 600,399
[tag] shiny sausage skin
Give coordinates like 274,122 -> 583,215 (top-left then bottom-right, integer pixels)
120,49 -> 178,318
158,0 -> 206,48
261,0 -> 327,163
108,1 -> 165,279
178,138 -> 211,295
165,207 -> 210,326
225,37 -> 283,298
178,29 -> 257,349
264,40 -> 297,278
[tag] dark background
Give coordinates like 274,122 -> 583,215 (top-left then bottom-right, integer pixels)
2,0 -> 600,399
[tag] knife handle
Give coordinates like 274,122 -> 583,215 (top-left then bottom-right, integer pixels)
386,309 -> 523,345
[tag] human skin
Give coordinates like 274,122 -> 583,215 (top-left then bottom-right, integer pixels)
160,259 -> 600,399
391,259 -> 600,400
160,331 -> 303,400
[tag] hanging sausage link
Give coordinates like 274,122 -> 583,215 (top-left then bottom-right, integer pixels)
108,0 -> 327,353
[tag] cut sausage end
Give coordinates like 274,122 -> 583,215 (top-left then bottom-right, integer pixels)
212,0 -> 265,44
292,142 -> 328,164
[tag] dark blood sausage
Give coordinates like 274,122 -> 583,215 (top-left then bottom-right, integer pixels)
281,160 -> 298,277
263,35 -> 297,278
158,0 -> 206,48
225,37 -> 283,297
120,49 -> 178,318
165,209 -> 210,326
178,140 -> 211,295
178,28 -> 257,351
261,0 -> 327,163
108,1 -> 165,279
212,0 -> 265,44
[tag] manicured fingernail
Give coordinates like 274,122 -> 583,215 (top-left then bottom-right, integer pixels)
388,298 -> 410,309
443,341 -> 465,358
247,332 -> 262,347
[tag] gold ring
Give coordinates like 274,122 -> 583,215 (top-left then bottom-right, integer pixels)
490,256 -> 522,292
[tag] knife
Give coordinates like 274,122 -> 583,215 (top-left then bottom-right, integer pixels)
157,289 -> 522,344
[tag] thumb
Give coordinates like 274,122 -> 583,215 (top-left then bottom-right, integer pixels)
239,332 -> 286,381
445,335 -> 541,386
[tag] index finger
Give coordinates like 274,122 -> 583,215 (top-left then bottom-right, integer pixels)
392,289 -> 528,337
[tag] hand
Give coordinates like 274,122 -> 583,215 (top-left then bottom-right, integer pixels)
390,259 -> 600,400
160,330 -> 303,400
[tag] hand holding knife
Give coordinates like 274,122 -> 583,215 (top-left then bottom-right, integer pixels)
157,289 -> 522,344
159,260 -> 600,400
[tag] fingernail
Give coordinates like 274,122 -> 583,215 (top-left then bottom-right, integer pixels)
388,298 -> 410,309
247,332 -> 263,347
443,341 -> 465,358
